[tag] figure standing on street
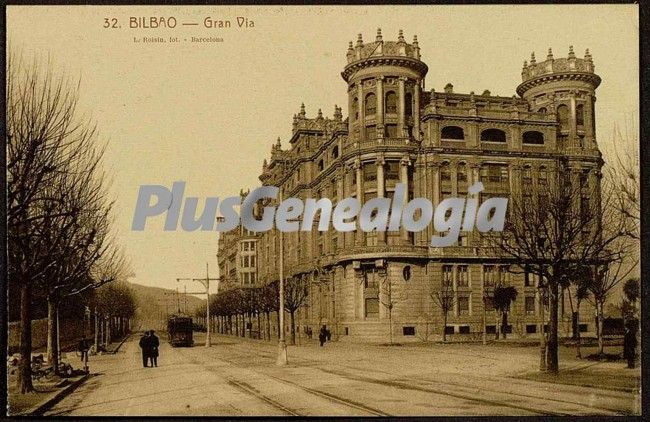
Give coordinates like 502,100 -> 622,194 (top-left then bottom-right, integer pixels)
78,338 -> 90,373
319,325 -> 327,347
149,330 -> 160,367
139,331 -> 151,368
307,327 -> 313,340
624,321 -> 637,369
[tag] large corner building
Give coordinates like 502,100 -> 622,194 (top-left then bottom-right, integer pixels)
218,29 -> 602,342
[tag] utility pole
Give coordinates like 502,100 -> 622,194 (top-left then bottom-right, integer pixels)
277,188 -> 288,366
178,263 -> 219,347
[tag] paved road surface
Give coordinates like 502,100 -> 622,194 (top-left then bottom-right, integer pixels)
45,333 -> 639,416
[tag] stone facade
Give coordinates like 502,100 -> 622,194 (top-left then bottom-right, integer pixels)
218,29 -> 603,342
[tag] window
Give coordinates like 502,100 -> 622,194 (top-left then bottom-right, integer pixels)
385,124 -> 397,138
522,166 -> 532,185
443,265 -> 454,287
364,270 -> 379,289
458,325 -> 470,334
365,298 -> 379,318
538,167 -> 548,186
332,146 -> 339,159
318,160 -> 324,172
405,92 -> 413,117
538,107 -> 547,114
481,128 -> 506,143
526,324 -> 537,334
441,126 -> 465,140
365,93 -> 377,116
557,104 -> 569,130
352,97 -> 359,120
483,265 -> 496,287
485,325 -> 496,334
458,296 -> 469,316
576,104 -> 585,126
579,324 -> 588,333
457,265 -> 468,287
457,163 -> 468,185
386,161 -> 399,181
363,162 -> 377,182
440,162 -> 451,181
444,326 -> 455,335
402,326 -> 416,336
385,91 -> 397,114
523,131 -> 544,145
525,296 -> 536,315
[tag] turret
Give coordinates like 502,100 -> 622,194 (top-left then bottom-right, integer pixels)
341,29 -> 428,142
517,46 -> 601,153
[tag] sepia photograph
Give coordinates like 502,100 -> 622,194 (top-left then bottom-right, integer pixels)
4,3 -> 643,417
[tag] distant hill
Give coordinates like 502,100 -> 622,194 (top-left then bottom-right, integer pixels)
127,282 -> 205,332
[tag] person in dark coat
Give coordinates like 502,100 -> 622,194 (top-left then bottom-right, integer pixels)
319,325 -> 327,347
149,330 -> 160,367
139,331 -> 151,367
78,338 -> 90,362
624,322 -> 637,369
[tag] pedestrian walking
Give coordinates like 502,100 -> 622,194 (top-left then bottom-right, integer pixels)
139,331 -> 151,368
149,330 -> 160,367
307,327 -> 313,340
624,321 -> 637,369
78,337 -> 90,362
319,325 -> 327,347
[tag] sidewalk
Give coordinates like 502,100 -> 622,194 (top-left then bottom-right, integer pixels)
7,333 -> 131,416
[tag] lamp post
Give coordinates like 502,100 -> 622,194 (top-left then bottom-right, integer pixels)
277,189 -> 287,366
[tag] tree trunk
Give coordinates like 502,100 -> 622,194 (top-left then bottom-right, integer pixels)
257,312 -> 261,340
266,312 -> 271,341
572,311 -> 579,340
388,308 -> 393,345
18,280 -> 34,393
276,310 -> 280,340
442,312 -> 447,342
597,301 -> 605,356
290,311 -> 296,345
575,306 -> 582,358
547,282 -> 559,373
501,311 -> 508,340
47,296 -> 59,374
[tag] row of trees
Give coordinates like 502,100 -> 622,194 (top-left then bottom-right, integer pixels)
7,52 -> 132,393
196,277 -> 309,345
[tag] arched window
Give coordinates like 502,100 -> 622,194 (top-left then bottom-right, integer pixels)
576,104 -> 585,126
522,131 -> 544,145
405,92 -> 413,117
352,97 -> 359,121
440,161 -> 451,182
331,146 -> 339,159
318,159 -> 324,172
480,128 -> 506,143
557,104 -> 569,130
441,126 -> 465,140
365,93 -> 377,116
385,91 -> 397,114
538,107 -> 547,114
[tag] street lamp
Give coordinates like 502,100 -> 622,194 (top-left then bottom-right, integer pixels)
178,264 -> 217,348
277,189 -> 288,366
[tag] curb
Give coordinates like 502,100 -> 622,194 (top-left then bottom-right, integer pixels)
23,373 -> 90,416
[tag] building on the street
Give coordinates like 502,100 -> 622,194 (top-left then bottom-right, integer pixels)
217,189 -> 261,290
219,29 -> 602,342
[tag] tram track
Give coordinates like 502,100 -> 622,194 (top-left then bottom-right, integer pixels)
213,337 -> 631,416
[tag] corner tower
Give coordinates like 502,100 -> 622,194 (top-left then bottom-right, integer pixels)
342,29 -> 428,143
517,47 -> 601,154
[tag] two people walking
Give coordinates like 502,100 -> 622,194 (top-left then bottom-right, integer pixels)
319,325 -> 331,347
139,330 -> 160,368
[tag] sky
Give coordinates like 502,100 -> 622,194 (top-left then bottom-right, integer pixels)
7,5 -> 639,294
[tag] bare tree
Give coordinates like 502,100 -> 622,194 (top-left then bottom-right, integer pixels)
284,276 -> 308,345
7,50 -> 124,392
606,123 -> 639,240
431,273 -> 454,342
379,266 -> 406,345
486,159 -> 630,372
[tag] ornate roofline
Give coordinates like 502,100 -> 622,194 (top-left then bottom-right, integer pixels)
341,56 -> 428,82
516,72 -> 601,96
